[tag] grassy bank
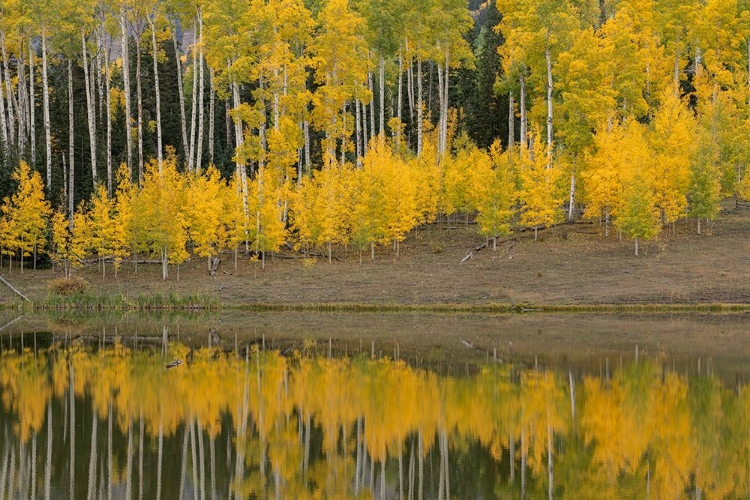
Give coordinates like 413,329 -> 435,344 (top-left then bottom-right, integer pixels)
2,205 -> 750,312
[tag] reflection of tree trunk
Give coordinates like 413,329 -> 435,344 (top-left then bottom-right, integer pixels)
31,433 -> 37,500
210,435 -> 216,500
87,411 -> 99,500
179,425 -> 189,500
190,419 -> 199,500
510,434 -> 515,485
108,403 -> 113,500
198,419 -> 206,500
398,442 -> 404,500
418,429 -> 424,500
1,444 -> 10,500
547,418 -> 553,500
8,445 -> 16,498
370,452 -> 375,492
157,420 -> 163,500
70,365 -> 76,499
125,421 -> 133,500
354,416 -> 362,494
408,443 -> 415,500
569,369 -> 576,420
139,415 -> 145,500
380,454 -> 386,500
521,428 -> 526,499
304,413 -> 311,479
45,403 -> 52,500
443,431 -> 450,499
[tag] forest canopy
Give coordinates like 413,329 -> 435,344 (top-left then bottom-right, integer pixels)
0,0 -> 749,267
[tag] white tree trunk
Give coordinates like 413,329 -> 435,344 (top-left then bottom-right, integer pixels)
355,97 -> 362,164
148,16 -> 163,173
232,79 -> 249,223
361,98 -> 368,157
103,21 -> 113,195
520,72 -> 527,151
29,43 -> 36,166
397,49 -> 403,126
209,68 -> 215,165
568,170 -> 576,221
441,49 -> 450,156
2,33 -> 16,150
368,66 -> 375,142
0,36 -> 8,159
121,8 -> 133,173
417,57 -> 423,156
82,29 -> 98,187
17,43 -> 28,156
188,18 -> 198,172
508,91 -> 515,148
545,42 -> 553,166
303,118 -> 310,175
379,54 -> 385,139
135,32 -> 144,182
172,27 -> 189,160
196,10 -> 205,173
68,58 -> 75,223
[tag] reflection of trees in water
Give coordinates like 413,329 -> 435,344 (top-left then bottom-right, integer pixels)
0,343 -> 749,498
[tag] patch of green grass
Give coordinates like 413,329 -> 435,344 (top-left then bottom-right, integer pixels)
24,291 -> 221,311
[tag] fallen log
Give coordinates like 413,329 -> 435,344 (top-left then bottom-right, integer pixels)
0,274 -> 30,302
460,237 -> 516,263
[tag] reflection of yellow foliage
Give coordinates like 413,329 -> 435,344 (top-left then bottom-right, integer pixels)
1,345 -> 749,497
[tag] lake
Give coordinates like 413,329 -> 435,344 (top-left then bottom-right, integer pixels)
1,311 -> 749,499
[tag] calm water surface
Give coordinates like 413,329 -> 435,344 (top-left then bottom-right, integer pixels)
1,311 -> 750,499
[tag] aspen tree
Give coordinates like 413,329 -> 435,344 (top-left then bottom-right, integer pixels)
2,161 -> 52,271
476,141 -> 518,250
519,132 -> 563,240
613,121 -> 659,255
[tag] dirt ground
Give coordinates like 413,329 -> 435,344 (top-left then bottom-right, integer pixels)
1,202 -> 750,307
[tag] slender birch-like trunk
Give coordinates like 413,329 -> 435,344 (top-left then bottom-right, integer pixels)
86,411 -> 98,500
520,72 -> 527,151
135,26 -> 144,183
2,33 -> 16,149
442,50 -> 450,155
416,57 -> 423,156
82,29 -> 98,186
361,98 -> 368,157
188,19 -> 198,172
17,43 -> 28,156
545,42 -> 553,166
0,37 -> 9,160
209,69 -> 215,165
44,403 -> 52,500
69,366 -> 76,500
68,58 -> 75,223
355,97 -> 362,164
102,19 -> 113,195
368,66 -> 375,141
379,54 -> 385,139
508,91 -> 514,148
148,16 -> 163,172
232,79 -> 249,226
397,49 -> 403,126
172,27 -> 189,159
42,28 -> 52,187
29,44 -> 36,166
121,7 -> 133,173
196,10 -> 205,172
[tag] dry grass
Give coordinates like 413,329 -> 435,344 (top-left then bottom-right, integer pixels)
2,203 -> 750,309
